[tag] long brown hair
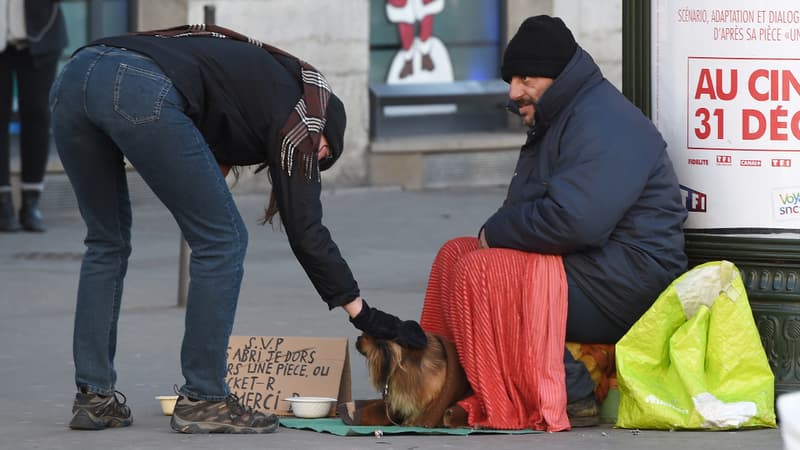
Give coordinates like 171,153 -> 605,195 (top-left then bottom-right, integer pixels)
253,163 -> 280,226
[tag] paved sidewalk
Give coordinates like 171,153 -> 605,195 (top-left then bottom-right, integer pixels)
0,187 -> 784,449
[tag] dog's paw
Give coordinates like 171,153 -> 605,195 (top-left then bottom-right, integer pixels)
337,402 -> 357,425
442,404 -> 469,428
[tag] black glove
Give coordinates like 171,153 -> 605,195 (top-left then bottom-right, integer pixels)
349,299 -> 428,349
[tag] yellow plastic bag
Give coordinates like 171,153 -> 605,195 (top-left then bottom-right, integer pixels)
615,260 -> 776,430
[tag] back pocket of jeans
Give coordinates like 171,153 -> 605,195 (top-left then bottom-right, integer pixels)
113,63 -> 172,124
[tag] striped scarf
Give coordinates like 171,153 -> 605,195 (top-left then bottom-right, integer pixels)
135,24 -> 331,179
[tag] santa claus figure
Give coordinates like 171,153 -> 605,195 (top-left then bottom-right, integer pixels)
386,0 -> 445,79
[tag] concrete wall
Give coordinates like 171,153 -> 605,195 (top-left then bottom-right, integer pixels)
135,0 -> 370,190
136,0 -> 189,31
555,1 -> 623,90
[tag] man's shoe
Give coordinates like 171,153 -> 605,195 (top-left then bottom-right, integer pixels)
170,393 -> 279,434
567,394 -> 600,428
69,390 -> 133,430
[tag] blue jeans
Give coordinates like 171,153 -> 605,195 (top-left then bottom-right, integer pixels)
563,275 -> 628,402
50,46 -> 247,401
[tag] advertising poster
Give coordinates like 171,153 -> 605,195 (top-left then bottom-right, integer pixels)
653,1 -> 800,231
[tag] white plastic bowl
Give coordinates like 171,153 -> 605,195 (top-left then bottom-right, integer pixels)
282,397 -> 337,418
155,395 -> 179,416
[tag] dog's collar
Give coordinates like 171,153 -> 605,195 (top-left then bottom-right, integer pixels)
383,377 -> 401,426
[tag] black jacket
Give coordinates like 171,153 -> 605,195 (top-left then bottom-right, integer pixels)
483,47 -> 688,328
24,0 -> 68,63
88,34 -> 360,309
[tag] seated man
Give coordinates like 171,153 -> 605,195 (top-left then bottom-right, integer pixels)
419,15 -> 687,431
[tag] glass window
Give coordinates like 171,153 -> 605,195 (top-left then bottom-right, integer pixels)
9,1 -> 129,135
368,0 -> 511,138
62,0 -> 89,57
101,0 -> 129,38
60,0 -> 130,60
369,0 -> 502,84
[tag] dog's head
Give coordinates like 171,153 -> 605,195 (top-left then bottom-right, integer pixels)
356,333 -> 407,392
354,331 -> 471,427
355,332 -> 448,409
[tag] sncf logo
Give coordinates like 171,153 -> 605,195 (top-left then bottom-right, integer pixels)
680,185 -> 707,212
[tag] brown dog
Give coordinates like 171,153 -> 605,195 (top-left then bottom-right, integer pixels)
339,331 -> 471,428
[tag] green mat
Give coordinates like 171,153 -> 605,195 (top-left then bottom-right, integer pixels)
279,417 -> 542,436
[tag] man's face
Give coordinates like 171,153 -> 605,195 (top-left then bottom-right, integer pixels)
508,75 -> 554,127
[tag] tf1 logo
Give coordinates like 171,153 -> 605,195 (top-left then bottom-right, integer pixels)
680,185 -> 707,212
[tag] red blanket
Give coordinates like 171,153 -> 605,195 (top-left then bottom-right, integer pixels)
420,237 -> 570,431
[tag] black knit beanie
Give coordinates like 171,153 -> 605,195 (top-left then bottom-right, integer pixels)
320,93 -> 346,171
501,15 -> 577,82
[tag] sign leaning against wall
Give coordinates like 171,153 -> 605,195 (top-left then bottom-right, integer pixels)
653,0 -> 800,232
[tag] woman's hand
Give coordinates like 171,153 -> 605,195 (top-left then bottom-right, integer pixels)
479,228 -> 490,249
318,145 -> 330,161
346,298 -> 427,349
318,133 -> 331,160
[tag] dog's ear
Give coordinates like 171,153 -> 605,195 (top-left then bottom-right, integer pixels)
362,337 -> 400,390
375,339 -> 403,383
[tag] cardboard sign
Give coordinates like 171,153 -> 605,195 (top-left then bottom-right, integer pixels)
226,336 -> 351,416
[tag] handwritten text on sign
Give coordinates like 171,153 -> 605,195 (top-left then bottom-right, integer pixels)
225,336 -> 348,415
687,57 -> 800,151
